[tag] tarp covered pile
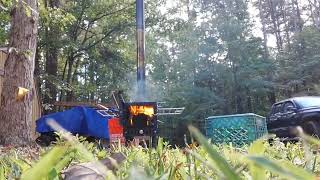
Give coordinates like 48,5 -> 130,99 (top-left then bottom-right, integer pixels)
36,107 -> 113,139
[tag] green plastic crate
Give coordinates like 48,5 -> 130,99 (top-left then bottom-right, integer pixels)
204,113 -> 267,146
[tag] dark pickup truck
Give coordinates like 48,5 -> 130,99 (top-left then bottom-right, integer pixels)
267,96 -> 320,139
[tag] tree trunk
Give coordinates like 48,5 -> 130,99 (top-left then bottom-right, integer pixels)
34,45 -> 42,90
34,46 -> 42,107
259,0 -> 269,59
232,64 -> 243,113
281,2 -> 291,50
88,61 -> 95,101
291,0 -> 303,33
259,0 -> 277,105
34,46 -> 41,78
0,0 -> 39,145
308,0 -> 320,30
44,44 -> 58,112
268,0 -> 283,52
58,58 -> 68,105
246,87 -> 252,113
44,0 -> 60,114
66,58 -> 81,102
66,56 -> 74,101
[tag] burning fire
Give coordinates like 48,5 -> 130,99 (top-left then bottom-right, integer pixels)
129,105 -> 155,117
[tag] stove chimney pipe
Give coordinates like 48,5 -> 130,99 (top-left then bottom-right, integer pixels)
136,0 -> 145,96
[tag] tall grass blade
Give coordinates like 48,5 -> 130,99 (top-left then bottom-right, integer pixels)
0,166 -> 5,180
248,139 -> 266,180
10,158 -> 31,173
247,156 -> 315,180
47,120 -> 117,180
188,126 -> 241,180
168,163 -> 182,180
157,137 -> 163,155
54,151 -> 75,172
21,145 -> 69,180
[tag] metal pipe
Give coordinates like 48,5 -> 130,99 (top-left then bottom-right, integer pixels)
136,0 -> 145,95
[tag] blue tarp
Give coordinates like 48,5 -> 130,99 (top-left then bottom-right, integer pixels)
36,106 -> 111,139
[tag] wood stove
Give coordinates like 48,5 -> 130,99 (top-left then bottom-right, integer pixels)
121,102 -> 157,144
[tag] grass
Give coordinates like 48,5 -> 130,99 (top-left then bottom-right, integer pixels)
1,126 -> 320,179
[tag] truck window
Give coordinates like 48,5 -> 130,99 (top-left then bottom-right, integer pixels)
272,103 -> 283,114
283,102 -> 295,113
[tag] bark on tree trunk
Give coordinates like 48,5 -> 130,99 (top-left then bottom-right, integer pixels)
44,0 -> 60,114
0,0 -> 39,145
88,61 -> 95,101
232,63 -> 243,113
44,45 -> 58,113
34,46 -> 42,90
66,56 -> 74,101
58,58 -> 68,104
34,46 -> 41,78
246,88 -> 252,113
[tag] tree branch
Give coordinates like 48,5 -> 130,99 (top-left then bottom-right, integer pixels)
72,24 -> 124,59
88,2 -> 134,23
77,3 -> 134,50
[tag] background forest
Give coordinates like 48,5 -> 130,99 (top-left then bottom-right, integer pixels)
1,0 -> 320,122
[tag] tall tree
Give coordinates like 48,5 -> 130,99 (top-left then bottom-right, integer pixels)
204,0 -> 258,113
0,0 -> 39,145
59,0 -> 135,102
308,0 -> 320,30
257,0 -> 276,105
43,0 -> 60,113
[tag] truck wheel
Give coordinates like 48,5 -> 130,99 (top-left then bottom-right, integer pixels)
302,121 -> 320,137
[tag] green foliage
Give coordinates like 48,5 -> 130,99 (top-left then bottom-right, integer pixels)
34,0 -> 137,105
21,145 -> 70,180
0,0 -> 11,45
276,26 -> 320,97
3,128 -> 320,179
0,153 -> 32,179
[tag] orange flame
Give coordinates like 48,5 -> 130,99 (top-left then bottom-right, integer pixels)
129,105 -> 154,117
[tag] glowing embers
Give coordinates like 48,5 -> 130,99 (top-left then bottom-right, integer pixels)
128,105 -> 155,126
122,102 -> 157,137
129,105 -> 154,117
